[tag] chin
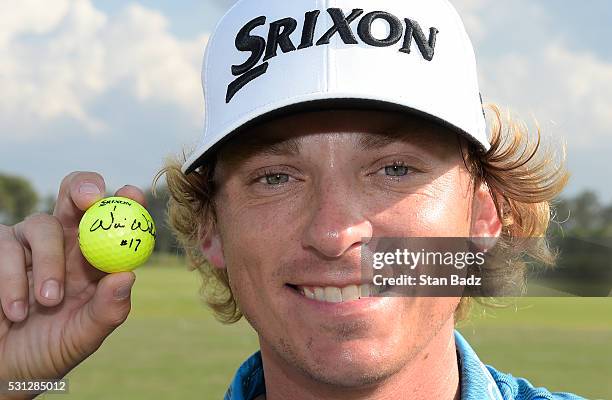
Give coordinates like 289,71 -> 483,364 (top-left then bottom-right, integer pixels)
295,337 -> 405,388
301,352 -> 401,388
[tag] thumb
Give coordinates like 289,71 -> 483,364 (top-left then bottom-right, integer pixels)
73,272 -> 136,355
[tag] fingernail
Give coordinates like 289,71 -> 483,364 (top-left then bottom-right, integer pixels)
114,280 -> 135,300
10,300 -> 27,320
79,182 -> 100,195
41,279 -> 61,301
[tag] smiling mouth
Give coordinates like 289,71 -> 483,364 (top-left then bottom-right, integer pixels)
287,283 -> 387,304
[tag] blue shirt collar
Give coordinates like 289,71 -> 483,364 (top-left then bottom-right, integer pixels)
454,330 -> 504,400
224,350 -> 266,400
225,330 -> 503,400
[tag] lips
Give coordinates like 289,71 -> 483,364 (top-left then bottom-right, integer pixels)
292,283 -> 380,303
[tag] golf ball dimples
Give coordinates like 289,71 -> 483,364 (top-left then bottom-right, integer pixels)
78,196 -> 156,273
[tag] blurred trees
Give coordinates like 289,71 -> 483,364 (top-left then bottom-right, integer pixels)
0,173 -> 39,225
550,191 -> 612,238
543,192 -> 612,296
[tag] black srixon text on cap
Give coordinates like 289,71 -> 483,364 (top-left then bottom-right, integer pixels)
226,8 -> 440,103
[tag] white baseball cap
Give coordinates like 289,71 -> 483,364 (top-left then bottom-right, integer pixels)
182,0 -> 488,174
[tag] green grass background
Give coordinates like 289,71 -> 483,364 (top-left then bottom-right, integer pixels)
46,255 -> 611,399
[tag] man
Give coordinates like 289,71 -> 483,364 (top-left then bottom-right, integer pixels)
0,0 -> 583,399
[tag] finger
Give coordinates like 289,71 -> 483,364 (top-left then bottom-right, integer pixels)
0,307 -> 10,337
53,171 -> 106,229
71,272 -> 135,354
115,185 -> 147,208
0,226 -> 29,322
13,214 -> 66,307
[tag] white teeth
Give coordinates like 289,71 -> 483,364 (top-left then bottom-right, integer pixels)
341,285 -> 359,302
297,284 -> 376,303
314,287 -> 325,301
303,287 -> 315,300
324,287 -> 342,303
359,283 -> 371,297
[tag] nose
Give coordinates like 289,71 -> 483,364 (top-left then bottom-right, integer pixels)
301,181 -> 373,258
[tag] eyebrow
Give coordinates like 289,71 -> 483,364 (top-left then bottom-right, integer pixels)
254,137 -> 302,156
357,128 -> 410,150
218,134 -> 302,166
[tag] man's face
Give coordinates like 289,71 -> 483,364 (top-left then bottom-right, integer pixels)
210,110 -> 479,386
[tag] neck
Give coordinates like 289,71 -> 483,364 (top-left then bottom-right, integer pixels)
260,319 -> 460,400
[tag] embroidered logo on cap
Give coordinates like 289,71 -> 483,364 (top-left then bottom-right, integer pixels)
226,8 -> 440,103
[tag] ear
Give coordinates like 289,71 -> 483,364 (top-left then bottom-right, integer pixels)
470,183 -> 502,249
200,231 -> 226,269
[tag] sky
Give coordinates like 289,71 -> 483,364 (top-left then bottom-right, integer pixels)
1,0 -> 611,202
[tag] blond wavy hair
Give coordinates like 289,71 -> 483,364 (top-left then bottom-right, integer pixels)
155,104 -> 569,323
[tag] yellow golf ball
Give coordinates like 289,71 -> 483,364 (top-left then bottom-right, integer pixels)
78,196 -> 156,273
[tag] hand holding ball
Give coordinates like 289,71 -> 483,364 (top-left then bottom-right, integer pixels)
78,196 -> 156,273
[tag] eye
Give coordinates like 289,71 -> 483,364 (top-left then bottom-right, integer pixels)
375,161 -> 414,178
259,173 -> 290,185
384,165 -> 410,177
